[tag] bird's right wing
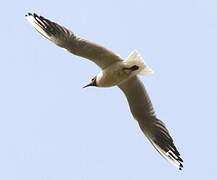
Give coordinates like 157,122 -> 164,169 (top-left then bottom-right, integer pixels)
26,13 -> 122,69
118,76 -> 183,170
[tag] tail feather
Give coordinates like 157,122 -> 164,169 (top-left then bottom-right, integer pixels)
124,50 -> 154,75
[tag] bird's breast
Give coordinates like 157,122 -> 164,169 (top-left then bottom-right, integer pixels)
96,62 -> 130,87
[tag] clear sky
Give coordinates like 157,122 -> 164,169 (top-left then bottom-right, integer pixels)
0,0 -> 217,179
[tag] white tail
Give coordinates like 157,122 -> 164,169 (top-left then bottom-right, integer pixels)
124,50 -> 154,75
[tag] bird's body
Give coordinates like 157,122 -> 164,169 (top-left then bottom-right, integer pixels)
96,51 -> 153,87
96,61 -> 129,87
26,13 -> 183,170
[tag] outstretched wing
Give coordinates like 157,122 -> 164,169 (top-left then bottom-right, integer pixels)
118,76 -> 183,170
26,13 -> 122,69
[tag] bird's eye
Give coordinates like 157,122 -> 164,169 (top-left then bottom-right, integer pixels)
91,77 -> 96,81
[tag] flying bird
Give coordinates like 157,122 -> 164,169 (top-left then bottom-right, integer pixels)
26,13 -> 183,170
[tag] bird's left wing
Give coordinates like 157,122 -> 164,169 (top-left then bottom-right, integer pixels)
26,13 -> 122,69
118,76 -> 183,170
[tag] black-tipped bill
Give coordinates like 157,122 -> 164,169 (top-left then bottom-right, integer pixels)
83,82 -> 94,88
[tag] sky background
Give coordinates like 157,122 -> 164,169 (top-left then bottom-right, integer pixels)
0,0 -> 217,179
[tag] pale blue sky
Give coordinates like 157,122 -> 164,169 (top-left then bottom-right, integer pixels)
0,0 -> 217,179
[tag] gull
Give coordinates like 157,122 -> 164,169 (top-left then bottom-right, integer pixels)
26,13 -> 183,170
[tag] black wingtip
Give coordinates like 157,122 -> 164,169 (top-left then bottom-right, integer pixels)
25,12 -> 40,18
25,12 -> 32,17
179,163 -> 184,170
